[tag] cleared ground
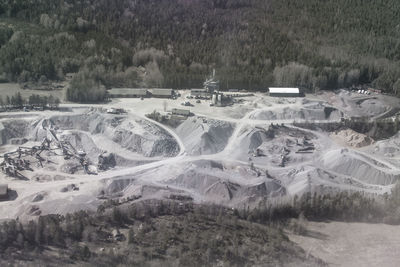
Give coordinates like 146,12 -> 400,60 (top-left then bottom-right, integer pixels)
289,221 -> 400,267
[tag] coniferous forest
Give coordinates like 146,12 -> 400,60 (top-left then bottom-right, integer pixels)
0,0 -> 400,101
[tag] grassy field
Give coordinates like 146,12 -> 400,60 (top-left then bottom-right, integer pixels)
0,83 -> 66,101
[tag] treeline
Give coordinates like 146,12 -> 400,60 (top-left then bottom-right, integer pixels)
1,1 -> 400,102
0,93 -> 60,110
247,183 -> 400,225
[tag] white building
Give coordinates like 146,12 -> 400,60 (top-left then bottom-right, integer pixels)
269,87 -> 301,97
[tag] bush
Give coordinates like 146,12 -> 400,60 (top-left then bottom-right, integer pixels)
66,70 -> 106,103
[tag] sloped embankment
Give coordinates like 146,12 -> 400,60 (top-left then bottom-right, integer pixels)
36,112 -> 180,157
320,149 -> 400,185
175,117 -> 234,155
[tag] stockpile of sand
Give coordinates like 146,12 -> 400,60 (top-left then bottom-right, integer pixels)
284,166 -> 384,196
238,127 -> 274,152
320,149 -> 400,185
331,129 -> 374,148
175,117 -> 234,155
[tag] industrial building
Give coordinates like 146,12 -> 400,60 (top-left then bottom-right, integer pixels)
108,88 -> 150,98
0,184 -> 8,200
151,89 -> 174,98
210,92 -> 232,107
269,87 -> 301,97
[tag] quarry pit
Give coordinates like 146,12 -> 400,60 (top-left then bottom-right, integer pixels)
0,89 -> 399,221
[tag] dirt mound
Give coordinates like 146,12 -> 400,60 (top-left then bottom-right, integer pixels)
331,129 -> 374,148
163,160 -> 285,205
320,149 -> 400,185
105,177 -> 136,196
176,117 -> 234,155
237,127 -> 274,153
285,166 -> 385,196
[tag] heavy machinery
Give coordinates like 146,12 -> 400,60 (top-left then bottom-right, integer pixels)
1,127 -> 98,177
203,69 -> 219,94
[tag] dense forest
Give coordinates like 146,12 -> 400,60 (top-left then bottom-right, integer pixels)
1,0 -> 400,102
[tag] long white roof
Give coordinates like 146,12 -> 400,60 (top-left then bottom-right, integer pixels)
269,87 -> 299,94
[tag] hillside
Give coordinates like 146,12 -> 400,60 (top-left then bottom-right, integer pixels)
1,0 -> 400,101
